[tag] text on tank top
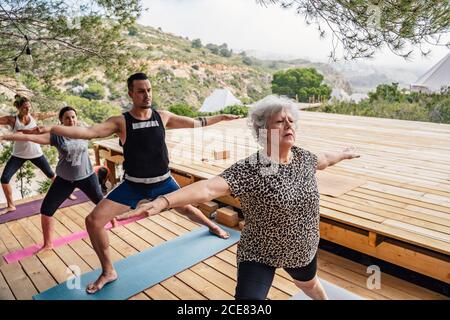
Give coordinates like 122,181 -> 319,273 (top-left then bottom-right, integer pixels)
122,110 -> 169,180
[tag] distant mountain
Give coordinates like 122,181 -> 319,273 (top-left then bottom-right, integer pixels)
246,50 -> 425,94
331,61 -> 423,93
242,50 -> 304,61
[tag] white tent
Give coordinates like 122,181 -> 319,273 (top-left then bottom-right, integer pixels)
349,93 -> 368,103
411,52 -> 450,93
199,89 -> 242,113
328,88 -> 351,102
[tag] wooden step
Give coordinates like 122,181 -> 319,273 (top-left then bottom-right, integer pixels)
216,207 -> 239,227
198,201 -> 219,218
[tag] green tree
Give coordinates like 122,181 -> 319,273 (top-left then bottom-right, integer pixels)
37,178 -> 53,194
368,83 -> 403,103
42,145 -> 58,166
314,88 -> 450,124
128,25 -> 138,36
81,82 -> 106,100
64,95 -> 121,123
272,68 -> 331,102
257,1 -> 450,60
0,0 -> 142,89
205,43 -> 219,55
169,104 -> 198,118
242,56 -> 253,66
191,39 -> 202,48
218,43 -> 232,57
221,105 -> 249,117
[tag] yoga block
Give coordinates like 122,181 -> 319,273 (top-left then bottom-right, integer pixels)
198,201 -> 218,218
216,207 -> 239,227
214,150 -> 230,160
239,220 -> 245,230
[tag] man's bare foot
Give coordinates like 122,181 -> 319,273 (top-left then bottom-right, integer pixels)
209,225 -> 230,239
37,244 -> 53,253
0,206 -> 16,215
68,193 -> 77,200
86,270 -> 118,294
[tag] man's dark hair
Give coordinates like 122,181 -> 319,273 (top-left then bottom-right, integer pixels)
59,106 -> 77,121
127,72 -> 149,91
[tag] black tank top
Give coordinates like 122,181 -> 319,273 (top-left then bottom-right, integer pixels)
122,110 -> 169,179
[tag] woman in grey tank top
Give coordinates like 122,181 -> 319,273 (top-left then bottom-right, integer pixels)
0,95 -> 57,214
0,106 -> 114,251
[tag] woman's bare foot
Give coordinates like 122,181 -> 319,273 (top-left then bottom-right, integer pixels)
68,193 -> 77,200
110,218 -> 118,228
209,225 -> 230,239
37,243 -> 53,253
0,206 -> 16,215
86,270 -> 118,294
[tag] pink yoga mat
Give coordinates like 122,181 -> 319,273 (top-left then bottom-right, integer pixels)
3,214 -> 145,264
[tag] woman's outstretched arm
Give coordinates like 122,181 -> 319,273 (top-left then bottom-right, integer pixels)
0,132 -> 51,145
134,176 -> 231,217
316,147 -> 360,170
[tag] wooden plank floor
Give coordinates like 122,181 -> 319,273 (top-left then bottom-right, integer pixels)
163,113 -> 450,250
0,200 -> 447,300
95,112 -> 450,258
91,111 -> 450,283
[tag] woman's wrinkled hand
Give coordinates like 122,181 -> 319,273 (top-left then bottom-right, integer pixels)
342,146 -> 360,160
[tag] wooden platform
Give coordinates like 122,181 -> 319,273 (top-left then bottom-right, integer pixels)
93,111 -> 450,284
0,199 -> 447,300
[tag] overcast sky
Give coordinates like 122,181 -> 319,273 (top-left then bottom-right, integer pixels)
138,0 -> 449,72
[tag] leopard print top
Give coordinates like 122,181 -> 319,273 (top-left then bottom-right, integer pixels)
219,146 -> 320,268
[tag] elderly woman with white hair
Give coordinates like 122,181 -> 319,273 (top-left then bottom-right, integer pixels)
135,95 -> 360,300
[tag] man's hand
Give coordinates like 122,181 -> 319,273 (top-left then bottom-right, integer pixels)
221,114 -> 240,121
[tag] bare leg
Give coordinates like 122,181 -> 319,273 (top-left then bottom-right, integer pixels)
174,205 -> 230,239
68,193 -> 78,200
85,198 -> 130,294
38,215 -> 55,252
0,183 -> 16,214
294,276 -> 328,300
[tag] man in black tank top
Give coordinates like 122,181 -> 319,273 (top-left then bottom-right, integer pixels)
50,72 -> 239,294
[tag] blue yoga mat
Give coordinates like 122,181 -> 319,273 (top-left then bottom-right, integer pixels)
33,225 -> 240,300
291,278 -> 364,300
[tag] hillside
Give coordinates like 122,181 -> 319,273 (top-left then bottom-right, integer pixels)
1,24 -> 352,114
59,24 -> 352,109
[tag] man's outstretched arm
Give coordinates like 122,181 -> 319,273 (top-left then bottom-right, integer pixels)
50,116 -> 120,139
159,110 -> 239,129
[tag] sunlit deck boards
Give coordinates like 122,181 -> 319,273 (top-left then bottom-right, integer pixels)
0,200 -> 447,300
94,111 -> 450,283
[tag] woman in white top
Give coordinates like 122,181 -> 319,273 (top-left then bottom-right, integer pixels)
0,95 -> 57,214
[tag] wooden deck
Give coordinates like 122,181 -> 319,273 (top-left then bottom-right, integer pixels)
0,198 -> 447,300
94,111 -> 450,284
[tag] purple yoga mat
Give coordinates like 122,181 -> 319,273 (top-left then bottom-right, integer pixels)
0,190 -> 90,224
